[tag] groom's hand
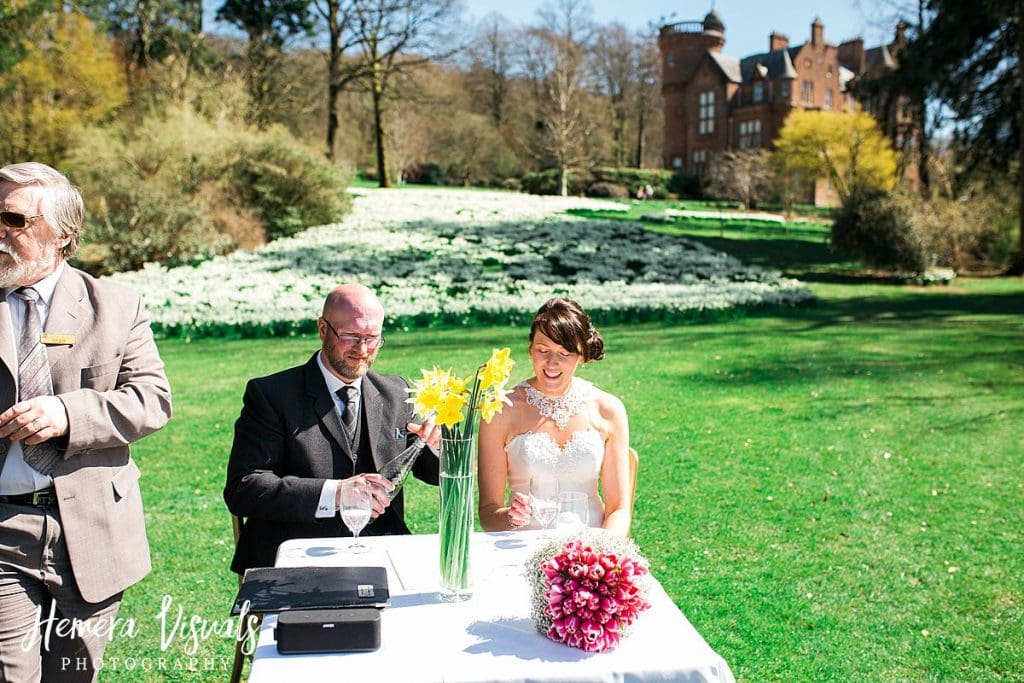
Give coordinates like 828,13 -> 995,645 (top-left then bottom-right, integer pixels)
407,417 -> 441,452
337,474 -> 394,518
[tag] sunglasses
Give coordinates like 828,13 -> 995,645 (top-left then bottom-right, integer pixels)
0,211 -> 43,230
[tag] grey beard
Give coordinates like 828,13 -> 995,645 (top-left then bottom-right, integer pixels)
0,247 -> 59,288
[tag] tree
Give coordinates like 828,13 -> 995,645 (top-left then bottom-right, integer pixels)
590,22 -> 633,167
79,0 -> 205,100
894,0 -> 1023,269
330,0 -> 460,186
632,30 -> 661,168
522,0 -> 594,196
464,13 -> 514,128
774,109 -> 898,202
0,0 -> 48,90
0,9 -> 126,163
707,150 -> 774,209
216,0 -> 313,129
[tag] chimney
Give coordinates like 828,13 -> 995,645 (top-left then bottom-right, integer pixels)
894,20 -> 907,46
838,38 -> 864,72
770,31 -> 789,52
811,18 -> 824,47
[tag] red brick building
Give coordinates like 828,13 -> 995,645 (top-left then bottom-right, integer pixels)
659,11 -> 914,203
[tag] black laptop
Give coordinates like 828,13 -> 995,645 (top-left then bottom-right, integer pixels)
230,566 -> 390,615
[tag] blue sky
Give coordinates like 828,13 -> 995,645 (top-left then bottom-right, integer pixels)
204,1 -> 901,60
464,0 -> 894,57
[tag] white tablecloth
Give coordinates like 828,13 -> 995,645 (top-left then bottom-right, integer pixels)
248,531 -> 735,683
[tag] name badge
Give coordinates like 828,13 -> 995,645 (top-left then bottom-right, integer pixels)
41,333 -> 76,346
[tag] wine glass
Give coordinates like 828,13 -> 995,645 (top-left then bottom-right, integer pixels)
340,480 -> 372,554
556,491 -> 589,534
529,477 -> 559,537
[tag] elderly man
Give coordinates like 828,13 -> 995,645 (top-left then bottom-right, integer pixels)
225,284 -> 440,574
0,162 -> 172,681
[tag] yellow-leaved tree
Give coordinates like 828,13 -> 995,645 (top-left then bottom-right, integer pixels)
773,109 -> 897,202
0,10 -> 125,163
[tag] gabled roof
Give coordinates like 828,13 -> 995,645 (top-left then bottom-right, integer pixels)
708,52 -> 742,83
739,49 -> 798,81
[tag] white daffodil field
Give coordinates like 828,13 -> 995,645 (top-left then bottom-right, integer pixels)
110,188 -> 813,336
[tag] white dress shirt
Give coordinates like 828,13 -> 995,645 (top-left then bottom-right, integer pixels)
313,351 -> 363,518
0,263 -> 65,494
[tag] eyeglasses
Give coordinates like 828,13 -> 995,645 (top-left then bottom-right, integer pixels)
321,318 -> 385,349
0,211 -> 44,230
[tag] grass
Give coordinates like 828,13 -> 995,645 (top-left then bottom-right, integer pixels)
94,217 -> 1024,681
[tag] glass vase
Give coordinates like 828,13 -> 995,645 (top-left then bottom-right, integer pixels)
438,436 -> 475,602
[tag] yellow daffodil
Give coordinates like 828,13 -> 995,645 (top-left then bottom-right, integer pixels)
479,396 -> 502,423
435,393 -> 468,428
479,347 -> 515,390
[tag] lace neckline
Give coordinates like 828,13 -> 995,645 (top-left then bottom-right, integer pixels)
519,377 -> 593,430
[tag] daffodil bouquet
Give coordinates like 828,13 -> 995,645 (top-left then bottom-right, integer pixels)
408,348 -> 515,600
408,347 -> 515,444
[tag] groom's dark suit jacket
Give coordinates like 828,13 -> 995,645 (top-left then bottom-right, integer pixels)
224,354 -> 438,574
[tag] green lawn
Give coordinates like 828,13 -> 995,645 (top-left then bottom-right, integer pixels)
97,270 -> 1024,681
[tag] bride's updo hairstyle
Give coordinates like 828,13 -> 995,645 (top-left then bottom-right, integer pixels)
529,297 -> 605,363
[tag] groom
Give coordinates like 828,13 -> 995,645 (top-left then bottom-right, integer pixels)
224,284 -> 440,573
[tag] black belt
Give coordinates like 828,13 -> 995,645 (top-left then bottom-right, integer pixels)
0,488 -> 57,506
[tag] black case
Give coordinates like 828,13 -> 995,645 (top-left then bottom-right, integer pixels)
276,608 -> 382,654
231,566 -> 389,615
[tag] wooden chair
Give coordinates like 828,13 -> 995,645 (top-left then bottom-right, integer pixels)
627,447 -> 639,534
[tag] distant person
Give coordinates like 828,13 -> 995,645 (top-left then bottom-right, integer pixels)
635,186 -> 645,200
478,297 -> 632,535
0,162 -> 172,681
644,184 -> 654,200
225,284 -> 441,573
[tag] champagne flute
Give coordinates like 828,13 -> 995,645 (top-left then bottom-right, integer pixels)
340,480 -> 372,554
529,477 -> 559,537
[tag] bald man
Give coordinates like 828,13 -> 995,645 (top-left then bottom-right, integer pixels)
224,285 -> 440,573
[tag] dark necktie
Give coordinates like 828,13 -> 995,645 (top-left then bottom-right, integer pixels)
337,385 -> 358,441
13,287 -> 61,475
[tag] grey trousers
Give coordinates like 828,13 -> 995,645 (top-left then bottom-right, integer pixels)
0,502 -> 122,683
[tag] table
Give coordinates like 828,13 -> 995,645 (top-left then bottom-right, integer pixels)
248,531 -> 735,683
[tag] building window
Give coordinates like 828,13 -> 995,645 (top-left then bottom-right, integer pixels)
667,53 -> 677,69
698,91 -> 715,135
738,120 -> 762,149
693,150 -> 708,175
801,80 -> 814,106
780,81 -> 790,99
824,89 -> 833,110
753,82 -> 764,103
672,157 -> 683,169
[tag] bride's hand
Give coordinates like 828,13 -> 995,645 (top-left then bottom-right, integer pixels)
508,492 -> 531,529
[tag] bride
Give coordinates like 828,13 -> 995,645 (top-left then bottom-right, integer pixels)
478,297 -> 632,536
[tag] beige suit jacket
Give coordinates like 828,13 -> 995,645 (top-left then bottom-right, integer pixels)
0,266 -> 172,603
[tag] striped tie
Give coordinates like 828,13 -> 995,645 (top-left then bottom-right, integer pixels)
337,385 -> 358,443
13,287 -> 60,475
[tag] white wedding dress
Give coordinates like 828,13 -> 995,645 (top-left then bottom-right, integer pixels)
504,379 -> 606,529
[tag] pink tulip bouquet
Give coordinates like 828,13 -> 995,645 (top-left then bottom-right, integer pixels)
527,532 -> 652,653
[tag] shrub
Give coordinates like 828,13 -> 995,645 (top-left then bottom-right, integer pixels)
831,188 -> 1012,274
591,168 -> 674,195
521,169 -> 593,196
230,127 -> 351,241
586,182 -> 629,199
66,109 -> 351,274
831,189 -> 930,272
668,172 -> 705,199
